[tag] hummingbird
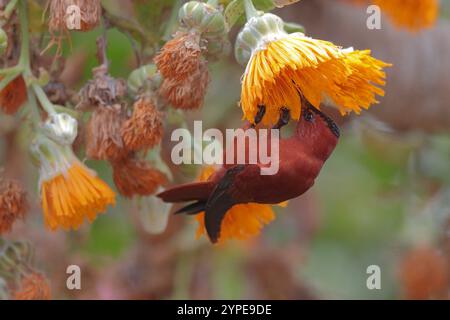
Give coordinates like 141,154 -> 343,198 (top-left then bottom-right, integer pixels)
158,99 -> 340,243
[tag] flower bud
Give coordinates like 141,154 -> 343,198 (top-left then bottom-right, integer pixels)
179,1 -> 227,37
235,13 -> 287,65
42,113 -> 78,146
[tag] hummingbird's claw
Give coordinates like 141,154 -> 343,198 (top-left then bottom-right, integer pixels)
252,105 -> 266,128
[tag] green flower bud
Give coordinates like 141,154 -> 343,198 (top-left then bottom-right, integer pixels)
127,64 -> 158,95
235,13 -> 287,65
179,1 -> 227,37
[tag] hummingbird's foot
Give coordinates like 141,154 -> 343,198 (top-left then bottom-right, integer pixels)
273,107 -> 291,129
252,105 -> 266,128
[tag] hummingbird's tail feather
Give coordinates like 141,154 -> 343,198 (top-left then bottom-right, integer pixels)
157,181 -> 215,203
205,165 -> 245,243
174,201 -> 206,215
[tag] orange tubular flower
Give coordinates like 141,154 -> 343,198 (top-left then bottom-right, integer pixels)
33,113 -> 116,230
374,0 -> 439,31
235,12 -> 391,125
194,167 -> 285,244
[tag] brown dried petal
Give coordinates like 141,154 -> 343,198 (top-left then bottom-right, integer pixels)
86,105 -> 127,161
122,98 -> 164,152
154,31 -> 202,81
159,60 -> 210,110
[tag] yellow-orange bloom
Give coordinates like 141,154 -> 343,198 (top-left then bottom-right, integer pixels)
236,13 -> 391,125
32,134 -> 115,230
374,0 -> 439,31
194,166 -> 285,244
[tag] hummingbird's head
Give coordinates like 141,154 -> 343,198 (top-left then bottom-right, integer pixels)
298,100 -> 340,138
296,99 -> 340,159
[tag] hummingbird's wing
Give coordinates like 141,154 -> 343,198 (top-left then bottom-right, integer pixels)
157,181 -> 215,203
204,165 -> 246,243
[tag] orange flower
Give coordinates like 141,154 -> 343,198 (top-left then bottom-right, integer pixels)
13,272 -> 51,300
32,135 -> 116,230
0,178 -> 28,234
194,166 -> 285,244
374,0 -> 439,31
236,13 -> 390,125
399,246 -> 449,300
0,75 -> 27,115
121,97 -> 164,152
112,158 -> 167,198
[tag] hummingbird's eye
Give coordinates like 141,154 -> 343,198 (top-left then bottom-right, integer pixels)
304,111 -> 314,122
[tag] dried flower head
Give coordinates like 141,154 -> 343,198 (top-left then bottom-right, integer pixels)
13,272 -> 51,300
86,105 -> 127,161
112,158 -> 167,198
159,60 -> 210,110
155,31 -> 210,110
0,178 -> 28,234
0,75 -> 27,115
48,0 -> 102,33
155,31 -> 203,81
122,97 -> 164,152
399,246 -> 449,300
77,65 -> 127,111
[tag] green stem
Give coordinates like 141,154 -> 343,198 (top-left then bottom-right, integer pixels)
244,0 -> 259,20
2,0 -> 19,24
163,0 -> 182,41
17,0 -> 30,71
26,87 -> 41,125
32,84 -> 56,115
0,71 -> 19,92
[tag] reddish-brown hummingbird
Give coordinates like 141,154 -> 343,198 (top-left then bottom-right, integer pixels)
158,99 -> 340,243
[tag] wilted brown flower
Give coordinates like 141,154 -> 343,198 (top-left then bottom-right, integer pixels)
0,178 -> 28,234
112,158 -> 167,198
155,31 -> 210,110
159,60 -> 210,110
0,75 -> 27,115
13,272 -> 51,300
154,31 -> 202,81
122,97 -> 164,152
86,104 -> 127,161
77,65 -> 127,111
399,246 -> 449,300
48,0 -> 102,33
